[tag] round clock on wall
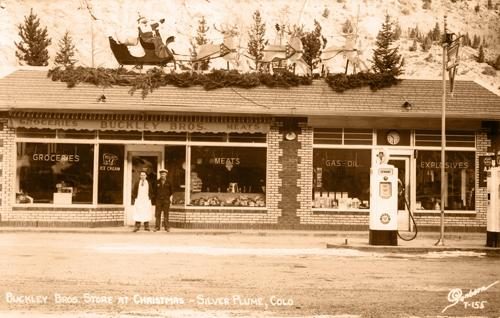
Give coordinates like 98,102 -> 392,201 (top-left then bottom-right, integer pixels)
386,130 -> 400,145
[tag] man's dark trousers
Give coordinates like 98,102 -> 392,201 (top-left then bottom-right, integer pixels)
155,179 -> 173,231
155,200 -> 170,230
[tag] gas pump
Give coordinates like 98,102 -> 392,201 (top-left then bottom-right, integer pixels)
487,166 -> 500,247
369,149 -> 398,246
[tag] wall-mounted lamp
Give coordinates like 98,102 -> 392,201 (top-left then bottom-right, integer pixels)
402,101 -> 412,110
97,94 -> 106,103
284,131 -> 297,141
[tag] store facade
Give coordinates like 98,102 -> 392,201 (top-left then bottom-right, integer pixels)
0,70 -> 499,231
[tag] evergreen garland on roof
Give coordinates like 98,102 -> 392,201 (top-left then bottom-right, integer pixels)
47,66 -> 313,98
47,67 -> 401,98
325,72 -> 400,92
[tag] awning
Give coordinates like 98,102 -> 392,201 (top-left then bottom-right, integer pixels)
9,111 -> 272,134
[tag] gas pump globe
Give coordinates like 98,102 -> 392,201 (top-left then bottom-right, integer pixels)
369,149 -> 399,246
487,167 -> 500,247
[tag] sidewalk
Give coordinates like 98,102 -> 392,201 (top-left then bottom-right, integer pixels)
0,226 -> 497,255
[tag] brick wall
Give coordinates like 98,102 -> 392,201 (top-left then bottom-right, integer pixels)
0,119 -> 15,219
1,207 -> 124,227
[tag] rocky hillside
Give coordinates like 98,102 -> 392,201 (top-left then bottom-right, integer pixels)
1,0 -> 499,94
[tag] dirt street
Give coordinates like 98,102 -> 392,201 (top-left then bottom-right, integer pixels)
0,232 -> 498,317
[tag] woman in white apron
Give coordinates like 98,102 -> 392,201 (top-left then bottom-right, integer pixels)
132,171 -> 153,231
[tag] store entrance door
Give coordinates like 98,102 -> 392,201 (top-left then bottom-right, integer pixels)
388,156 -> 411,232
124,148 -> 162,226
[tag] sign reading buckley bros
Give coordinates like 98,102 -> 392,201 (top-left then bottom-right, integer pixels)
11,118 -> 270,133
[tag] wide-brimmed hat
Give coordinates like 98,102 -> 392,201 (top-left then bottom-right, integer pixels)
159,169 -> 168,174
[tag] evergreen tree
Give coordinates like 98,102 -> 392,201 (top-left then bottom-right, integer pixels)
463,33 -> 471,47
472,34 -> 481,49
477,45 -> 485,63
342,19 -> 354,34
393,22 -> 402,41
409,27 -> 416,39
54,31 -> 77,68
247,10 -> 266,70
431,22 -> 441,42
191,16 -> 210,71
409,39 -> 418,52
494,55 -> 500,70
15,9 -> 52,66
422,0 -> 432,10
488,0 -> 493,10
421,35 -> 432,52
371,14 -> 404,76
300,20 -> 324,74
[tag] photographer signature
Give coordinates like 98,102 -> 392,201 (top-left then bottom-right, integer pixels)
442,280 -> 498,313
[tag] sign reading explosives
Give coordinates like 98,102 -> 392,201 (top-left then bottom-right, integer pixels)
12,118 -> 270,134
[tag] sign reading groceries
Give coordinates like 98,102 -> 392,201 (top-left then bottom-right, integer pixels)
11,118 -> 270,134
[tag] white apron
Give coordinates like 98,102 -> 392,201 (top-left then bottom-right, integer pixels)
133,181 -> 152,222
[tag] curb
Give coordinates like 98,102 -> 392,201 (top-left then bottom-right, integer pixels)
325,243 -> 500,256
0,227 -> 487,239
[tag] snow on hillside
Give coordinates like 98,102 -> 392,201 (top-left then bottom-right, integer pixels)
0,0 -> 499,95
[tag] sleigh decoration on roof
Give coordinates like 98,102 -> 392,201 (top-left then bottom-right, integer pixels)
109,16 -> 176,67
107,14 -> 367,75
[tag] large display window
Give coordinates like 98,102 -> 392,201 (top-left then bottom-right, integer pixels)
313,149 -> 371,209
97,144 -> 124,204
165,146 -> 187,206
416,151 -> 475,211
189,146 -> 266,207
16,143 -> 94,204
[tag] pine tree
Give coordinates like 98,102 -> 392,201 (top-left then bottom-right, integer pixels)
247,10 -> 266,70
409,39 -> 418,52
477,45 -> 485,63
371,14 -> 404,76
300,20 -> 324,74
421,35 -> 432,52
54,31 -> 77,68
463,33 -> 471,47
342,19 -> 354,34
15,9 -> 52,66
494,55 -> 500,70
432,22 -> 441,42
488,0 -> 493,10
472,34 -> 481,49
192,16 -> 210,71
393,22 -> 402,40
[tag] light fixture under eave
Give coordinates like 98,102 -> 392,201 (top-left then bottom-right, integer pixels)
402,101 -> 412,110
285,131 -> 297,141
97,94 -> 106,103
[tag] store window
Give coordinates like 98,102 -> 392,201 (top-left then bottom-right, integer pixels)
189,146 -> 266,207
165,146 -> 187,206
98,144 -> 124,204
416,151 -> 475,211
16,143 -> 94,204
313,149 -> 371,209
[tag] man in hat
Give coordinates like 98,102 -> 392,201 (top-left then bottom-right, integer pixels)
154,169 -> 173,232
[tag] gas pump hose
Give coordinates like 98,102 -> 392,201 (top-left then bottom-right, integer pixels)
397,187 -> 418,241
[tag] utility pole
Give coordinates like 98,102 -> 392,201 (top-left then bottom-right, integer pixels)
435,16 -> 462,246
435,15 -> 448,246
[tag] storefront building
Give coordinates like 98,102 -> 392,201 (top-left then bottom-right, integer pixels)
1,70 -> 499,231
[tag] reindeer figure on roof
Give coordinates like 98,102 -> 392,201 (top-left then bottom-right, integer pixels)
191,23 -> 240,72
320,17 -> 368,75
261,24 -> 309,75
